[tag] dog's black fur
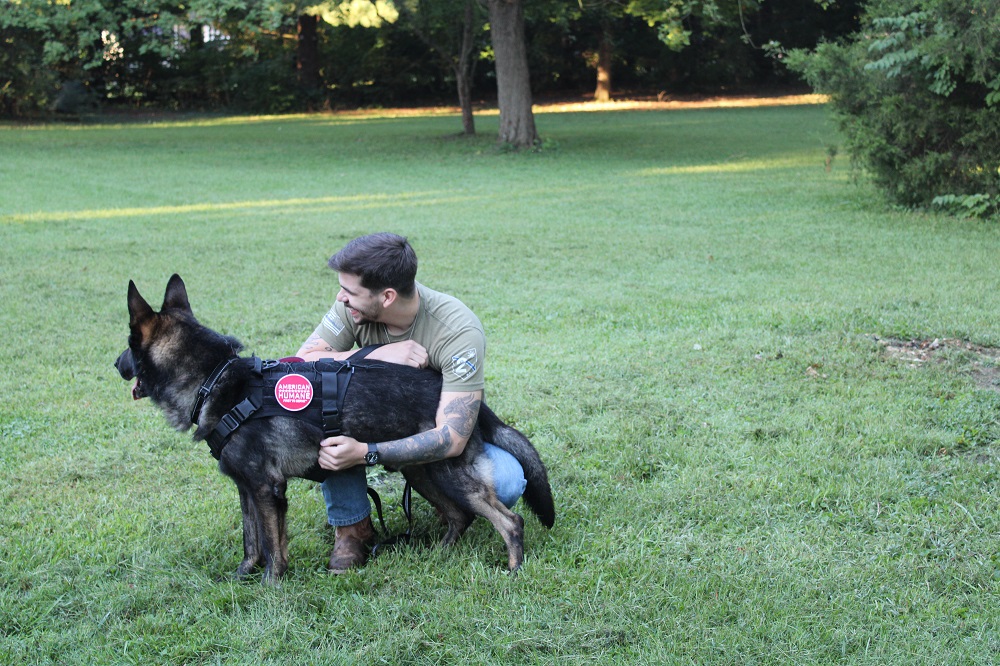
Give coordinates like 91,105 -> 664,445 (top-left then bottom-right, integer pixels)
115,275 -> 554,580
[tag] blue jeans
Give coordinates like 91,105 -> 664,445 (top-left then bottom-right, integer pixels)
321,443 -> 527,526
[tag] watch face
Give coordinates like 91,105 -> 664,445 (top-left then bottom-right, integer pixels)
365,450 -> 379,465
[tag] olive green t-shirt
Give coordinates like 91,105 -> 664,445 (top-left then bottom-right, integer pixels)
312,283 -> 486,392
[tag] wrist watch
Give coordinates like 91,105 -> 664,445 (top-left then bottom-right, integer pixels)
365,443 -> 380,466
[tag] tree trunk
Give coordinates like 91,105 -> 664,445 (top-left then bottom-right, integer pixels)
297,14 -> 320,95
455,67 -> 476,135
456,0 -> 476,135
594,22 -> 612,102
486,0 -> 538,147
190,24 -> 204,49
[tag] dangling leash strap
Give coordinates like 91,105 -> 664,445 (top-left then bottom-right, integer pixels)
353,343 -> 416,556
369,481 -> 414,558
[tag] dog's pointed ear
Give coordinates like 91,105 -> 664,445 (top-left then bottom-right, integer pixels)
162,274 -> 192,313
128,280 -> 155,328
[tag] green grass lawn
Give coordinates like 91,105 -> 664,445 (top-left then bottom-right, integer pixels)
1,103 -> 999,665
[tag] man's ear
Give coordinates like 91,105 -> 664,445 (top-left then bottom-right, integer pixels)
379,288 -> 398,309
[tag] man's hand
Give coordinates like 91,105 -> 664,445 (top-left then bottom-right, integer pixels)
318,435 -> 367,471
367,340 -> 429,368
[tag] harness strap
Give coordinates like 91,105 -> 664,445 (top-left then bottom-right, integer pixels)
203,356 -> 265,459
321,364 -> 353,437
205,350 -> 376,455
205,395 -> 262,459
351,344 -> 383,360
319,344 -> 381,436
190,355 -> 240,425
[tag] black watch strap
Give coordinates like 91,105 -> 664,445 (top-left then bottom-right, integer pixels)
365,443 -> 380,466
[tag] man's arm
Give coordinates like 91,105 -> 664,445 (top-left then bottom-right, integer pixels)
296,331 -> 355,361
377,390 -> 482,464
297,331 -> 429,367
317,390 -> 482,470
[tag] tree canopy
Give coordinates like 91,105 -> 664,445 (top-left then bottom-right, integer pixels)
1,0 -> 858,120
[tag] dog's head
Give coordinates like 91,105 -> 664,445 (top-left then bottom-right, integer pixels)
115,274 -> 193,400
116,274 -> 243,431
115,274 -> 189,395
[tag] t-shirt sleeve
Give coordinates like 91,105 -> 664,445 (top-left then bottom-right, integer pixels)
315,302 -> 358,352
437,325 -> 486,393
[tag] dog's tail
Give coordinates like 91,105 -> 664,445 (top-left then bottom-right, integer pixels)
478,403 -> 555,528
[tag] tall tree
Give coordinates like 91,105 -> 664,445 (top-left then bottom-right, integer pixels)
396,0 -> 485,135
486,0 -> 538,146
593,15 -> 613,101
297,14 -> 321,97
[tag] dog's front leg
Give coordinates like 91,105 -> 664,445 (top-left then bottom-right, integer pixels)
235,484 -> 265,579
252,479 -> 289,582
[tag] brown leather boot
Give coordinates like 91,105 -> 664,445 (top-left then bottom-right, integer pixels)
327,515 -> 375,574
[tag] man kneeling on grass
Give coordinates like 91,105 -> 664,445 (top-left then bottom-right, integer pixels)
296,232 -> 527,572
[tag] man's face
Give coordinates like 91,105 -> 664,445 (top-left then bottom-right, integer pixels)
337,273 -> 384,324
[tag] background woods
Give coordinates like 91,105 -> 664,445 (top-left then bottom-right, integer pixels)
0,0 -> 862,121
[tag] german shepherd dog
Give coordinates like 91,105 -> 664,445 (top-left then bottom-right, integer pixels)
115,275 -> 554,580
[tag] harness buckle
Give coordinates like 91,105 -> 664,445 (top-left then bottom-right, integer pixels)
233,397 -> 257,420
219,412 -> 240,433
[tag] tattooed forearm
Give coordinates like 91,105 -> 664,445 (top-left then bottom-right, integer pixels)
375,394 -> 482,466
374,428 -> 456,466
297,332 -> 342,359
304,333 -> 333,352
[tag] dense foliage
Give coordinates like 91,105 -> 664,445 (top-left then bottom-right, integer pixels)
0,0 -> 858,117
786,0 -> 1000,218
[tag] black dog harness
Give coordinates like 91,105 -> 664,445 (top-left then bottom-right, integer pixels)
190,345 -> 414,552
192,346 -> 381,460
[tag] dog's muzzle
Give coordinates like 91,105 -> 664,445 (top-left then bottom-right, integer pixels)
115,349 -> 147,400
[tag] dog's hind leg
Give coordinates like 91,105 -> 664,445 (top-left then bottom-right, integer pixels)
235,485 -> 265,578
402,471 -> 475,546
436,504 -> 475,547
406,471 -> 525,571
438,492 -> 526,571
473,500 -> 525,572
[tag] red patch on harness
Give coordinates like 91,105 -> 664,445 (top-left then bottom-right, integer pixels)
274,374 -> 313,411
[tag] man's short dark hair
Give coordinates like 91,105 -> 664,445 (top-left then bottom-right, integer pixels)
328,232 -> 418,297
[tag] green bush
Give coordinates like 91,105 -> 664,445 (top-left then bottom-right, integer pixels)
786,0 -> 1000,218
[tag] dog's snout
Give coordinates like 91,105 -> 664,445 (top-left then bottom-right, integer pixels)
115,349 -> 135,380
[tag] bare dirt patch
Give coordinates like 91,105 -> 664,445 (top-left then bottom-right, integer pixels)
875,336 -> 1000,392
